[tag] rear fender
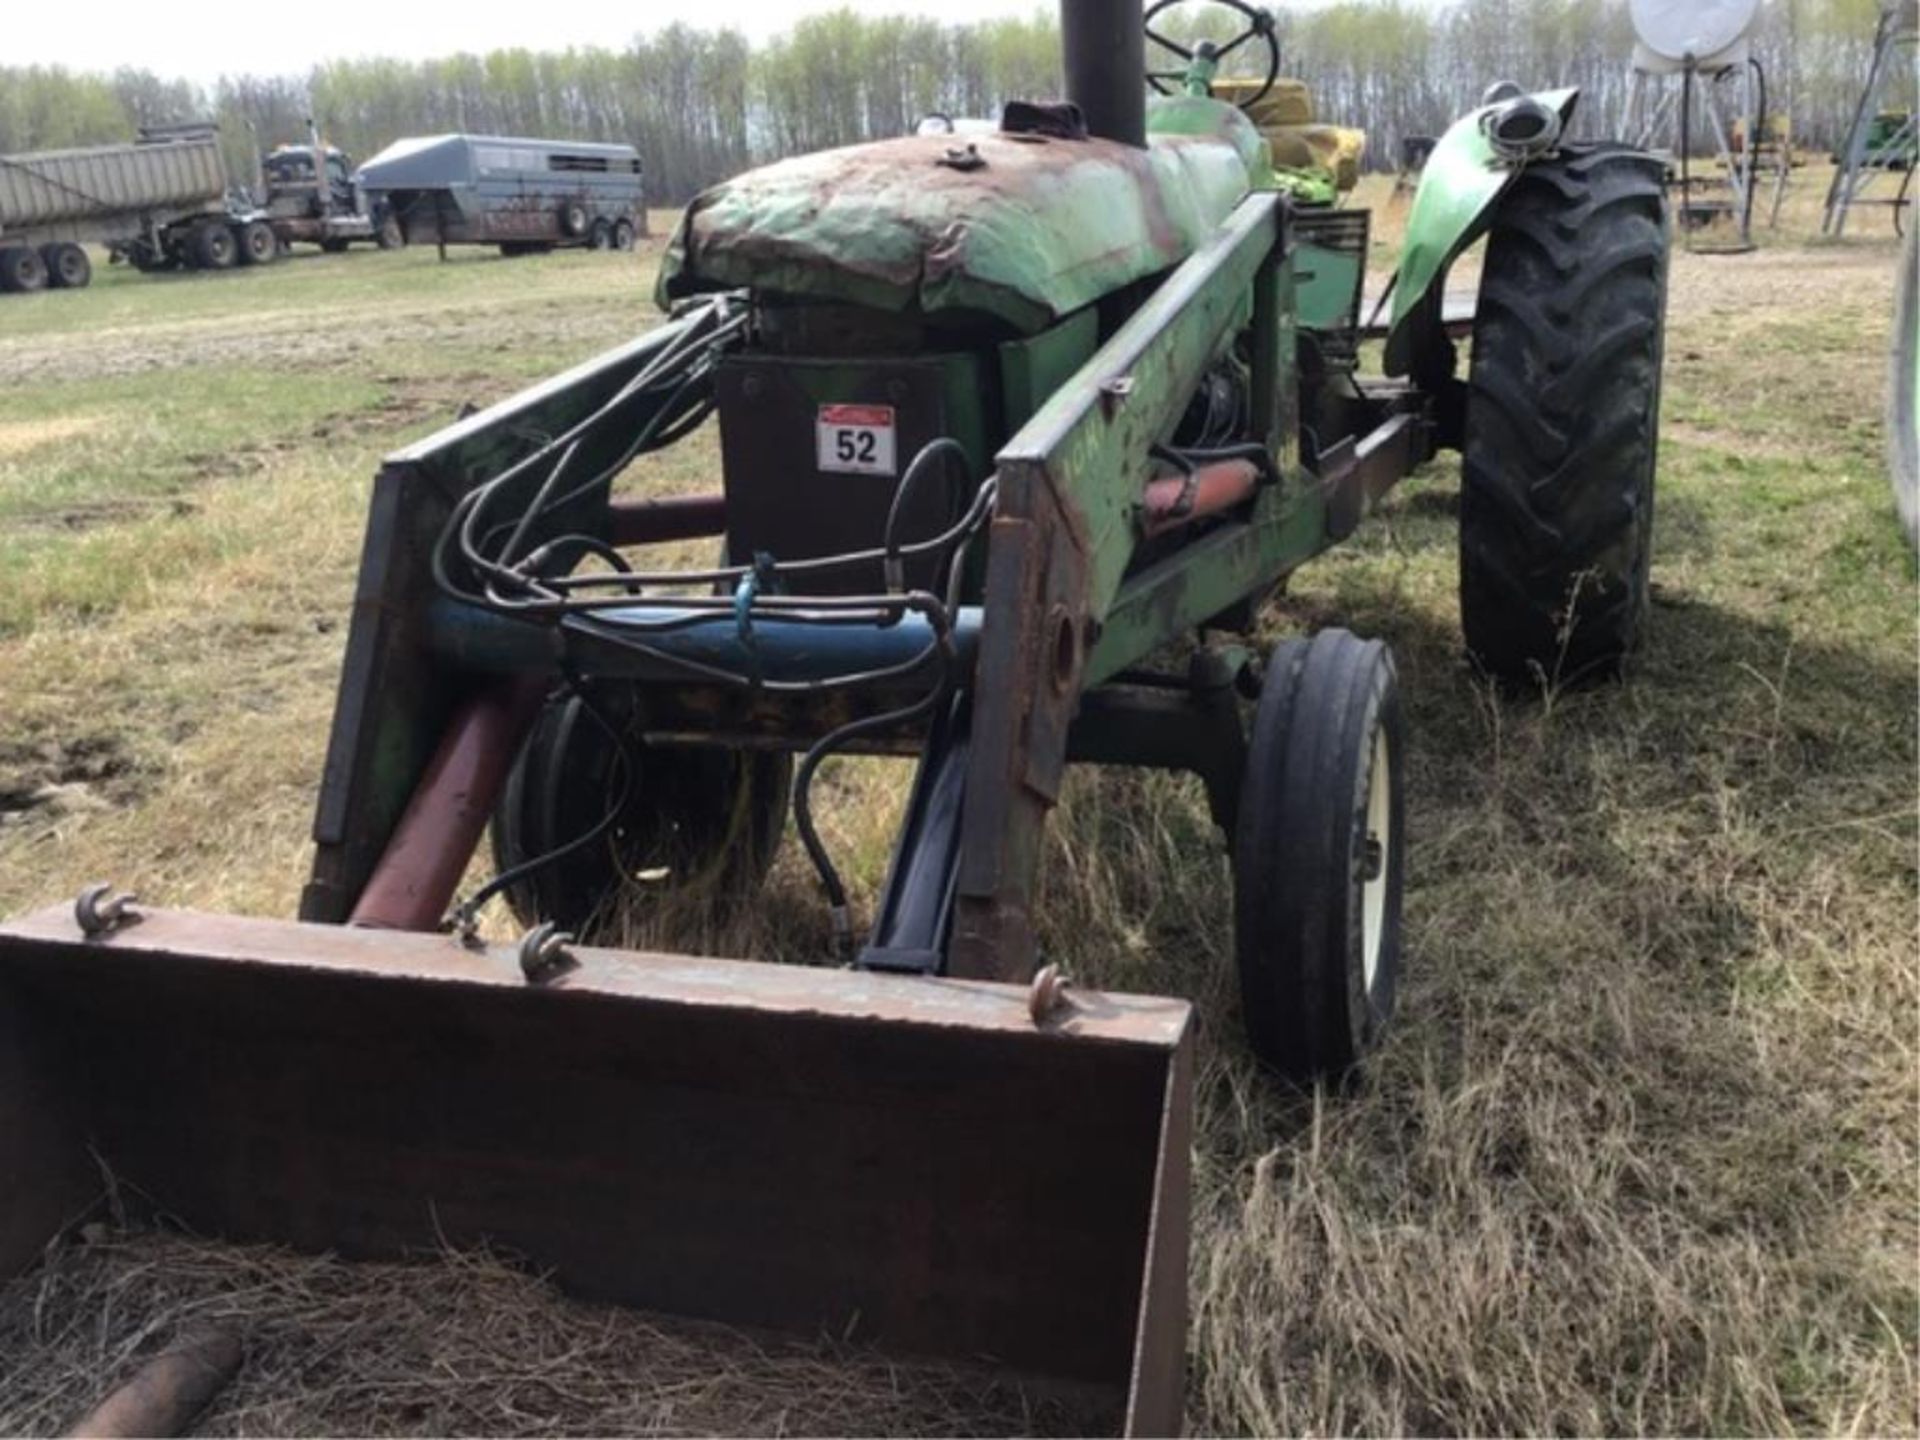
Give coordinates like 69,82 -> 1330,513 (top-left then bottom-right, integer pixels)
1383,88 -> 1579,379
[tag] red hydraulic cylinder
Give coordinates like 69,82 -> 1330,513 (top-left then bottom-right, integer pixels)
1139,459 -> 1262,538
349,677 -> 547,931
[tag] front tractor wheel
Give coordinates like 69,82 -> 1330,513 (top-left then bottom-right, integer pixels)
491,689 -> 792,936
1459,144 -> 1669,684
1233,629 -> 1406,1083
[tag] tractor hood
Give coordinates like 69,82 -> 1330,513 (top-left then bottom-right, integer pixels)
657,118 -> 1258,334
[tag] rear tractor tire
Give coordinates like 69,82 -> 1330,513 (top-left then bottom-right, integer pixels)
0,245 -> 48,293
1459,143 -> 1669,685
1233,629 -> 1406,1083
612,218 -> 636,252
40,242 -> 89,289
491,688 -> 792,936
238,220 -> 278,266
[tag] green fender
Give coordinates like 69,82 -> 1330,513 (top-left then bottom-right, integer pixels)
1383,88 -> 1579,379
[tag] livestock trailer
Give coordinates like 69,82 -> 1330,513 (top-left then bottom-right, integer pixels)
0,124 -> 278,291
355,134 -> 646,255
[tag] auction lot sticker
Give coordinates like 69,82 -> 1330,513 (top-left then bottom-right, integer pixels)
816,403 -> 897,476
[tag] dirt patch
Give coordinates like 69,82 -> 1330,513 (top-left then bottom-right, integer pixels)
177,374 -> 499,482
0,734 -> 145,826
1664,241 -> 1898,324
309,372 -> 499,442
9,496 -> 201,533
0,305 -> 638,387
1660,419 -> 1817,464
0,1227 -> 1109,1438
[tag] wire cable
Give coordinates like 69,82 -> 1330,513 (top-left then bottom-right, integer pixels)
446,674 -> 636,936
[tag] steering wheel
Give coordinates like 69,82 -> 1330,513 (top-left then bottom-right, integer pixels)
1144,0 -> 1282,111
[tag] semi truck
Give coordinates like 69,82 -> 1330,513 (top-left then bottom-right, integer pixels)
0,124 -> 280,292
258,124 -> 403,253
354,134 -> 646,254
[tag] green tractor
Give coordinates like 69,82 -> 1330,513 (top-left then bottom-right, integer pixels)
0,3 -> 1670,1430
1855,109 -> 1918,171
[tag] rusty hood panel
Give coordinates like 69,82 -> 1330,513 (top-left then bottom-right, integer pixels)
657,129 -> 1254,334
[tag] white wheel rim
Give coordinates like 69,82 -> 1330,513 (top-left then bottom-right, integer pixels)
1361,726 -> 1392,991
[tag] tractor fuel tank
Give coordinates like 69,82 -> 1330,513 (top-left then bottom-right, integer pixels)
0,904 -> 1193,1436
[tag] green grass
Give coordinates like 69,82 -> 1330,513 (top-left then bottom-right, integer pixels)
0,225 -> 673,341
0,184 -> 1914,1437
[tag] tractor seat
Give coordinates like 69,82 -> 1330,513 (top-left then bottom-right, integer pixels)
1209,76 -> 1368,193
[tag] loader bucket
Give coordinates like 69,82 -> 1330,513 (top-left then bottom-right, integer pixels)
0,905 -> 1191,1436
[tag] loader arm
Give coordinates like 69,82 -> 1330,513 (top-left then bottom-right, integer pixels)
948,192 -> 1289,977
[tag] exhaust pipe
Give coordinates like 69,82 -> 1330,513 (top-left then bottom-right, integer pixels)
1061,0 -> 1146,147
1483,94 -> 1562,161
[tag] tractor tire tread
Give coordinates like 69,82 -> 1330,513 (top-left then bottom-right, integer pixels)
1460,142 -> 1669,684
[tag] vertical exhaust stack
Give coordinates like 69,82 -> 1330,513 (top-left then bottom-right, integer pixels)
1061,0 -> 1147,147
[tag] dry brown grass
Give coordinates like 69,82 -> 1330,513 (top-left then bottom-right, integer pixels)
0,1230 -> 1105,1438
0,174 -> 1913,1435
0,415 -> 103,459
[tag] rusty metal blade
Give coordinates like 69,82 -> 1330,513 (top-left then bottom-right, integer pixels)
0,906 -> 1191,1435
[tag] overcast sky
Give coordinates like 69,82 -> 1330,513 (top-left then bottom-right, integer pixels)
17,0 -> 1057,88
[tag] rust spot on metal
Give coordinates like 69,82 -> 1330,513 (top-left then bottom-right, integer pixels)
347,677 -> 546,933
661,132 -> 1250,334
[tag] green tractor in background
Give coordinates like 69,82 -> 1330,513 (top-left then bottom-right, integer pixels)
1851,109 -> 1919,170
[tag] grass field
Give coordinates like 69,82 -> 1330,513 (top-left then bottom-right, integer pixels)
1,175 -> 1915,1436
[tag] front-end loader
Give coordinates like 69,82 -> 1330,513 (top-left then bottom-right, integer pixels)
0,3 -> 1668,1431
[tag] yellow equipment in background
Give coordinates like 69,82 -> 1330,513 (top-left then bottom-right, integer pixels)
1213,77 -> 1368,192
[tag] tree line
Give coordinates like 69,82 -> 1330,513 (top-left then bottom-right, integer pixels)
0,1 -> 1906,204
